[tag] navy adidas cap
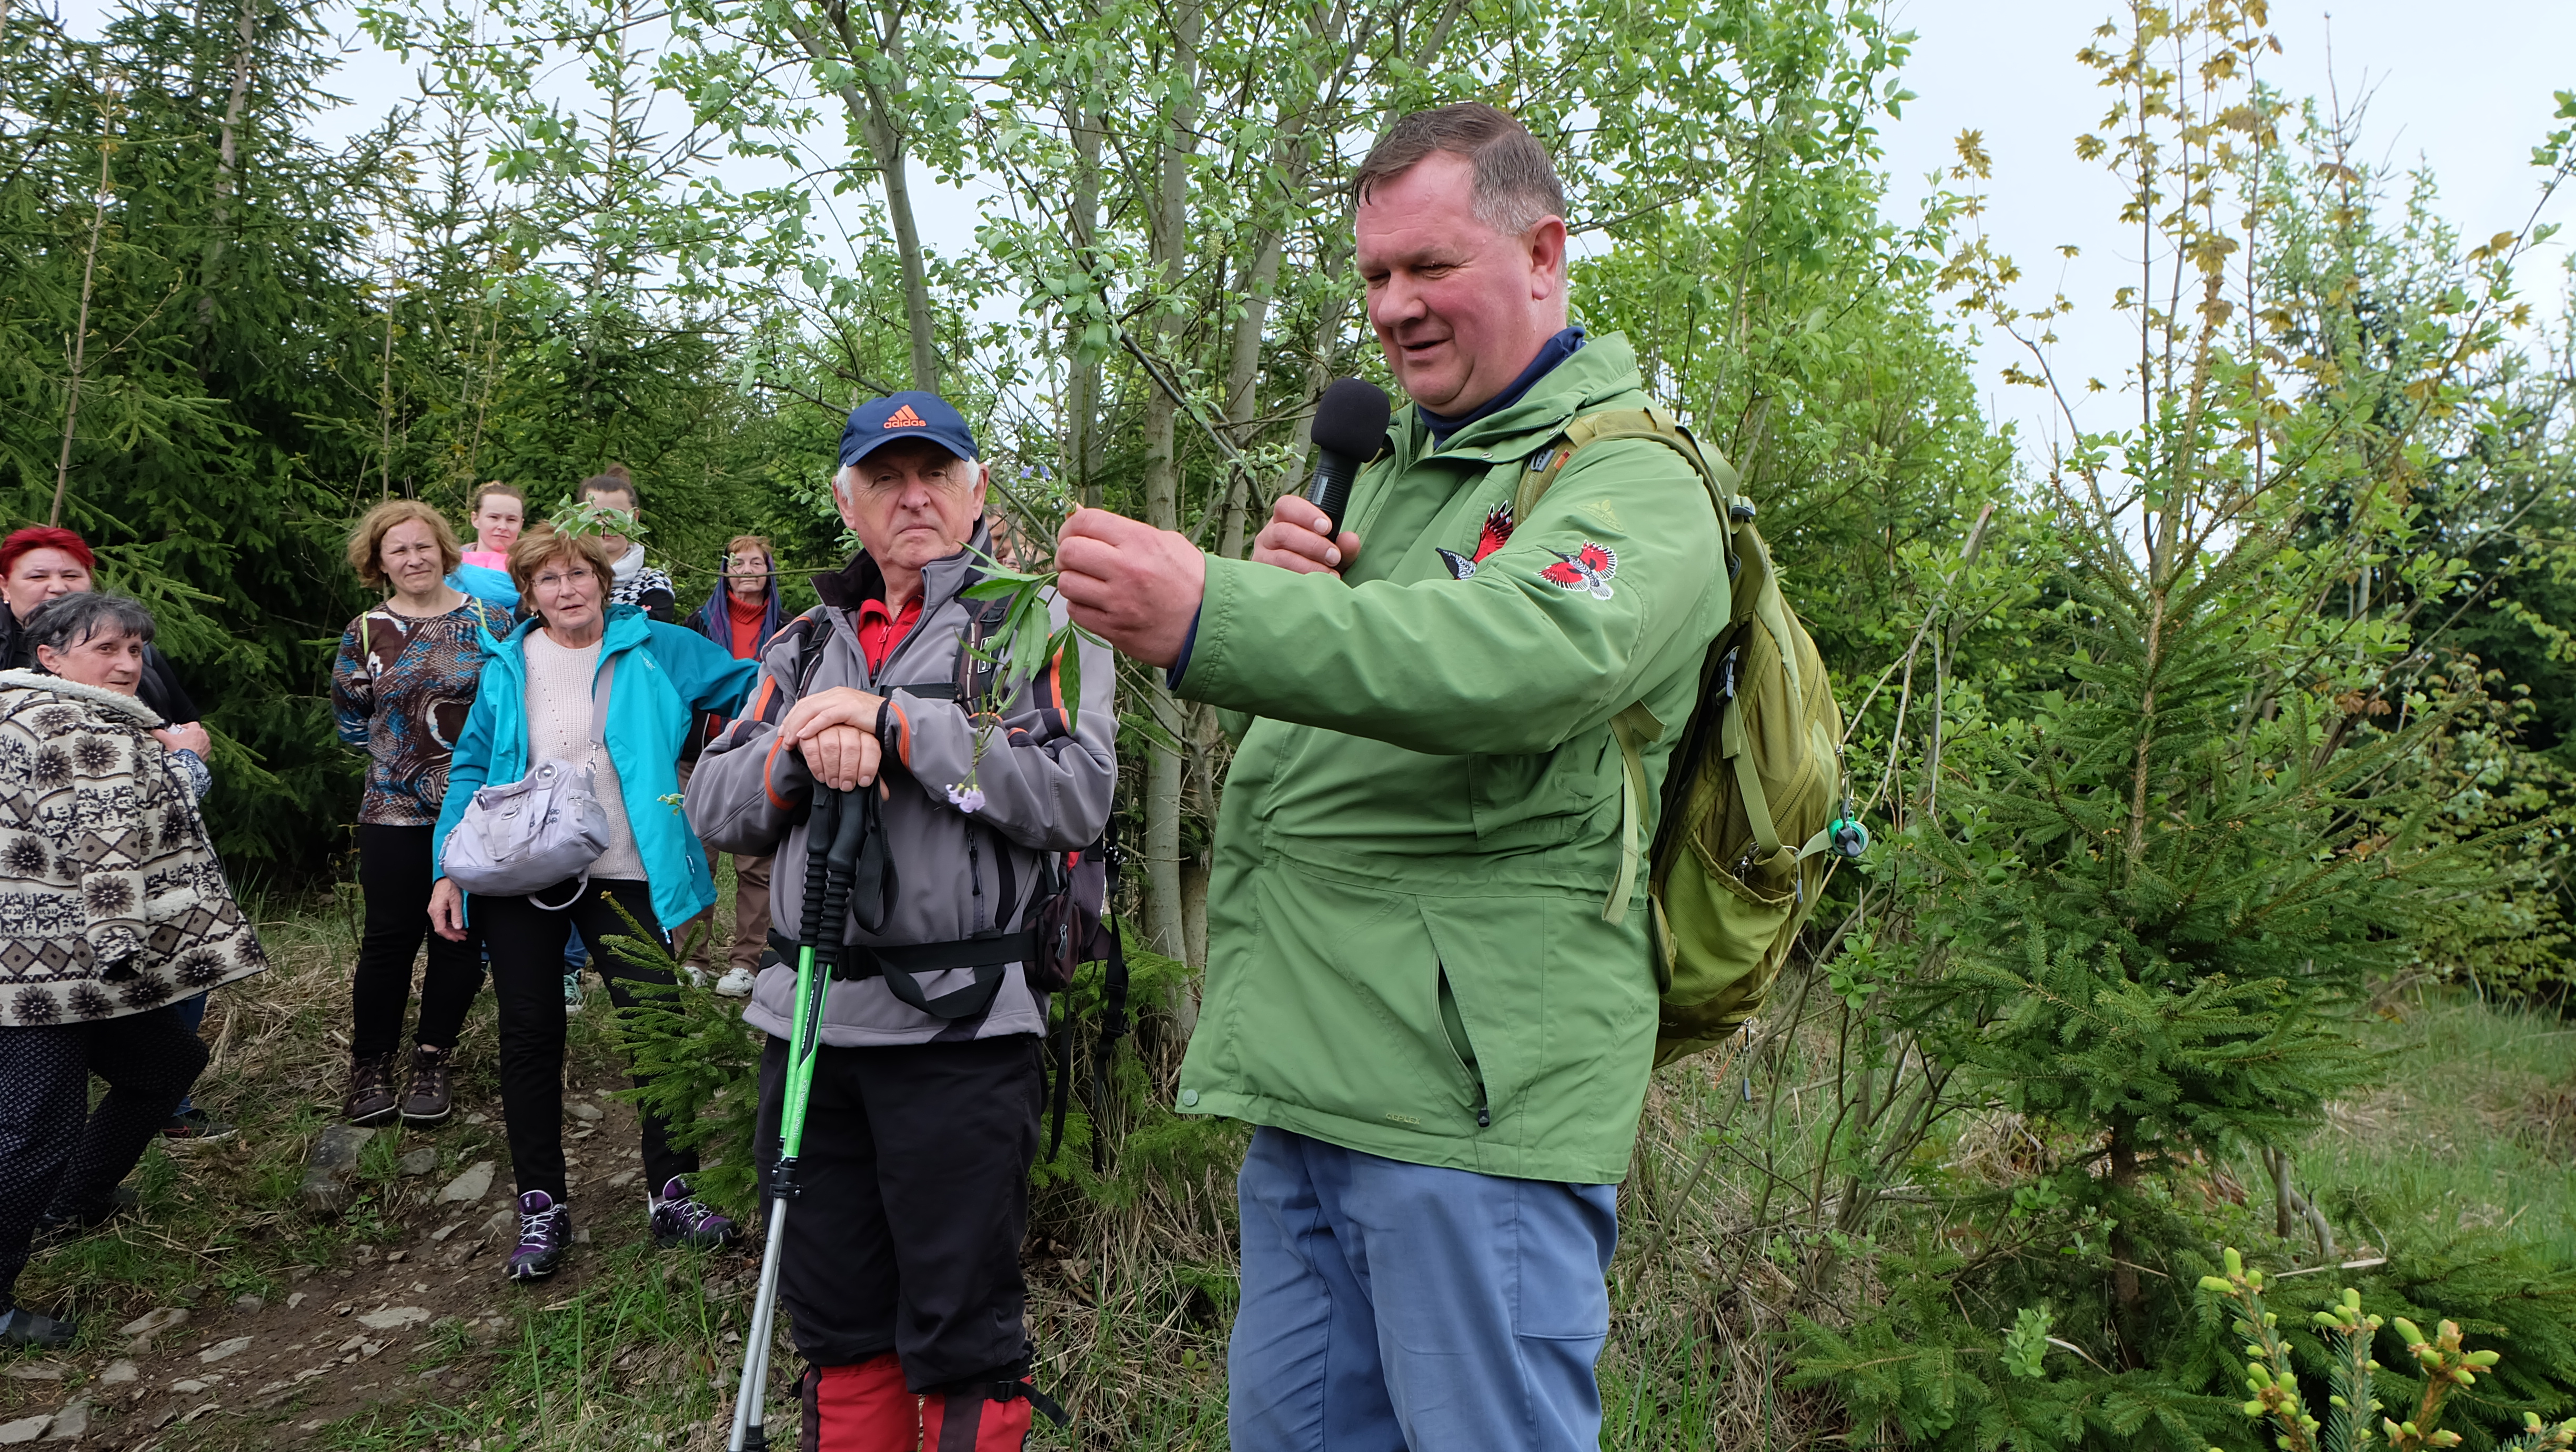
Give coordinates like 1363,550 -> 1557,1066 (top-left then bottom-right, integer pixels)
840,391 -> 980,469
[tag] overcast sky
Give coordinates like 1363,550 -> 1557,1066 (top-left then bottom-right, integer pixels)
54,0 -> 2576,466
1876,0 -> 2576,461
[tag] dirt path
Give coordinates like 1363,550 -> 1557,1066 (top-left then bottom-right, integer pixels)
2,1069 -> 759,1448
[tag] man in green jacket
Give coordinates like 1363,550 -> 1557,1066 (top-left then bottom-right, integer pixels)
1056,103 -> 1725,1452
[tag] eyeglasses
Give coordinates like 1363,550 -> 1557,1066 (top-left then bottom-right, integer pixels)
531,569 -> 595,591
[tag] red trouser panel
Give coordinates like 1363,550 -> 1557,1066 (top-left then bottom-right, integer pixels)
917,1384 -> 1034,1452
799,1355 -> 918,1452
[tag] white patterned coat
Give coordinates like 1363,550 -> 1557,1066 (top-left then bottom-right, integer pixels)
0,669 -> 266,1027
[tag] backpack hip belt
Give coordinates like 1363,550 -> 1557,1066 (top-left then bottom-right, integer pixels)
765,925 -> 1040,1021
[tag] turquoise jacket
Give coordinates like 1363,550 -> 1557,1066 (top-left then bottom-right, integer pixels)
432,604 -> 757,931
447,562 -> 520,611
1172,334 -> 1728,1184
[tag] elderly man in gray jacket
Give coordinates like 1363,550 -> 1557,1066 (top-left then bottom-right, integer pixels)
688,391 -> 1114,1452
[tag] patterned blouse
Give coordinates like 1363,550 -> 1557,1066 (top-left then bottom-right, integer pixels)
332,598 -> 511,826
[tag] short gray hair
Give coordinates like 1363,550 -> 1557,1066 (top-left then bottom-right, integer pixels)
25,591 -> 155,658
1353,103 -> 1567,238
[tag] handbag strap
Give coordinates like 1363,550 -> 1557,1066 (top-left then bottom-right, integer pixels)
518,645 -> 619,772
587,655 -> 617,760
520,652 -> 618,915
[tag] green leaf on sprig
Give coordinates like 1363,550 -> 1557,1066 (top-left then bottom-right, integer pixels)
549,498 -> 646,543
959,548 -> 1101,734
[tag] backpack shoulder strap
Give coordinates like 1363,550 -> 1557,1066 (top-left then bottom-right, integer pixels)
961,593 -> 1012,712
784,605 -> 834,696
1508,405 -> 1743,927
1512,405 -> 1742,529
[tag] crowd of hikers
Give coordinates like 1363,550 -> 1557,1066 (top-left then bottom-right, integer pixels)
0,103 -> 1763,1452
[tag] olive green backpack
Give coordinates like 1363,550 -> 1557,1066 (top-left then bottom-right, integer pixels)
1514,407 -> 1863,1066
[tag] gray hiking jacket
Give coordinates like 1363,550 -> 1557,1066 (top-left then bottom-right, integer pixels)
687,528 -> 1115,1046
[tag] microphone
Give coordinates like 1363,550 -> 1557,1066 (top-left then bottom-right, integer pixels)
1301,377 -> 1392,534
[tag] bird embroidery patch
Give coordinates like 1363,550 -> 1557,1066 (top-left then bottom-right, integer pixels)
1542,543 -> 1619,599
1438,503 -> 1518,581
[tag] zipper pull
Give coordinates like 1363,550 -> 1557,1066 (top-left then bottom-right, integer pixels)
1476,1106 -> 1491,1129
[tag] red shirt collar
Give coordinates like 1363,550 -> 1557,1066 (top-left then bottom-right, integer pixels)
854,594 -> 922,673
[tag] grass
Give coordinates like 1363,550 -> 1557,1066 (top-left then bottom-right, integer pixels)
2,874 -> 2569,1450
2301,990 -> 2576,1268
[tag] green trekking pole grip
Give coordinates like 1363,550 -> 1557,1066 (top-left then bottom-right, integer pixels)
731,784 -> 868,1452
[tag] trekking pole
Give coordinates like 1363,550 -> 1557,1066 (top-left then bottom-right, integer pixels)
731,784 -> 870,1452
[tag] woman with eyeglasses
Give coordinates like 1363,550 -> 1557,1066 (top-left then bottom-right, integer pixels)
427,522 -> 757,1282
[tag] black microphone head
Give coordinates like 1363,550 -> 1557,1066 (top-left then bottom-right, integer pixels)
1310,377 -> 1392,461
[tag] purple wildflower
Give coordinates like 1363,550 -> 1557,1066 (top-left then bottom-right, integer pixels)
947,783 -> 987,814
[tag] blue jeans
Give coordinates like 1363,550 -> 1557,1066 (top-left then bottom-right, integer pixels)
1229,1127 -> 1617,1452
171,994 -> 208,1117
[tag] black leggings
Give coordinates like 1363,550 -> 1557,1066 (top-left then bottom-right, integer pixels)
476,879 -> 695,1204
0,1009 -> 207,1308
353,823 -> 486,1060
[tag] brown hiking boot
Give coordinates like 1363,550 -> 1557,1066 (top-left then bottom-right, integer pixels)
343,1052 -> 397,1126
399,1045 -> 454,1126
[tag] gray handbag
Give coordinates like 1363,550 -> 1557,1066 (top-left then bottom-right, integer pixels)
440,658 -> 617,908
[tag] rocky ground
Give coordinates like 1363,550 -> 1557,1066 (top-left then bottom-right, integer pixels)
1,1077 -> 767,1450
0,892 -> 1236,1451
0,883 -> 787,1452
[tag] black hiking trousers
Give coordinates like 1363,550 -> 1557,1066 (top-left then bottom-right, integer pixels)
754,1033 -> 1043,1390
352,823 -> 486,1060
478,878 -> 697,1205
0,1007 -> 206,1308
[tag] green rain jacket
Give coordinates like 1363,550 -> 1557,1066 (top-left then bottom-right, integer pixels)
1172,333 -> 1727,1184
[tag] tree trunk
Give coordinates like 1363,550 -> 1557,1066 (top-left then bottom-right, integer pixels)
863,86 -> 938,388
1065,99 -> 1103,507
1264,226 -> 1354,511
1214,226 -> 1285,560
53,139 -> 112,527
786,6 -> 938,392
199,0 -> 256,336
1144,683 -> 1189,963
1182,846 -> 1210,973
2107,1120 -> 2144,1366
1139,0 -> 1203,974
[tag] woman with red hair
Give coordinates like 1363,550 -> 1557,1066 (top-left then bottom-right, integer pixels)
1,528 -> 228,1142
0,528 -> 199,729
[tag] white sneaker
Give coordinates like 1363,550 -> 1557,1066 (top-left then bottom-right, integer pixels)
683,965 -> 709,989
713,966 -> 758,999
561,970 -> 584,1014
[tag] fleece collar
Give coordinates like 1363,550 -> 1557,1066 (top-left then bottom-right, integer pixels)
1398,330 -> 1647,462
812,519 -> 995,614
0,668 -> 164,727
494,603 -> 653,663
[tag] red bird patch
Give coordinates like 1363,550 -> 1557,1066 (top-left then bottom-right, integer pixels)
1441,503 -> 1520,581
1541,543 -> 1619,600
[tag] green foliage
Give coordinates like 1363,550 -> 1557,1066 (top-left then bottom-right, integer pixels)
1027,923 -> 1239,1210
958,553 -> 1101,734
1787,1237 -> 2235,1450
0,4 -> 399,864
1911,574 -> 2477,1165
547,499 -> 646,545
2200,1248 -> 2576,1452
600,907 -> 767,1219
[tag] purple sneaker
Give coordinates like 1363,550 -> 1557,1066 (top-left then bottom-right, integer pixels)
649,1177 -> 737,1250
506,1190 -> 572,1280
